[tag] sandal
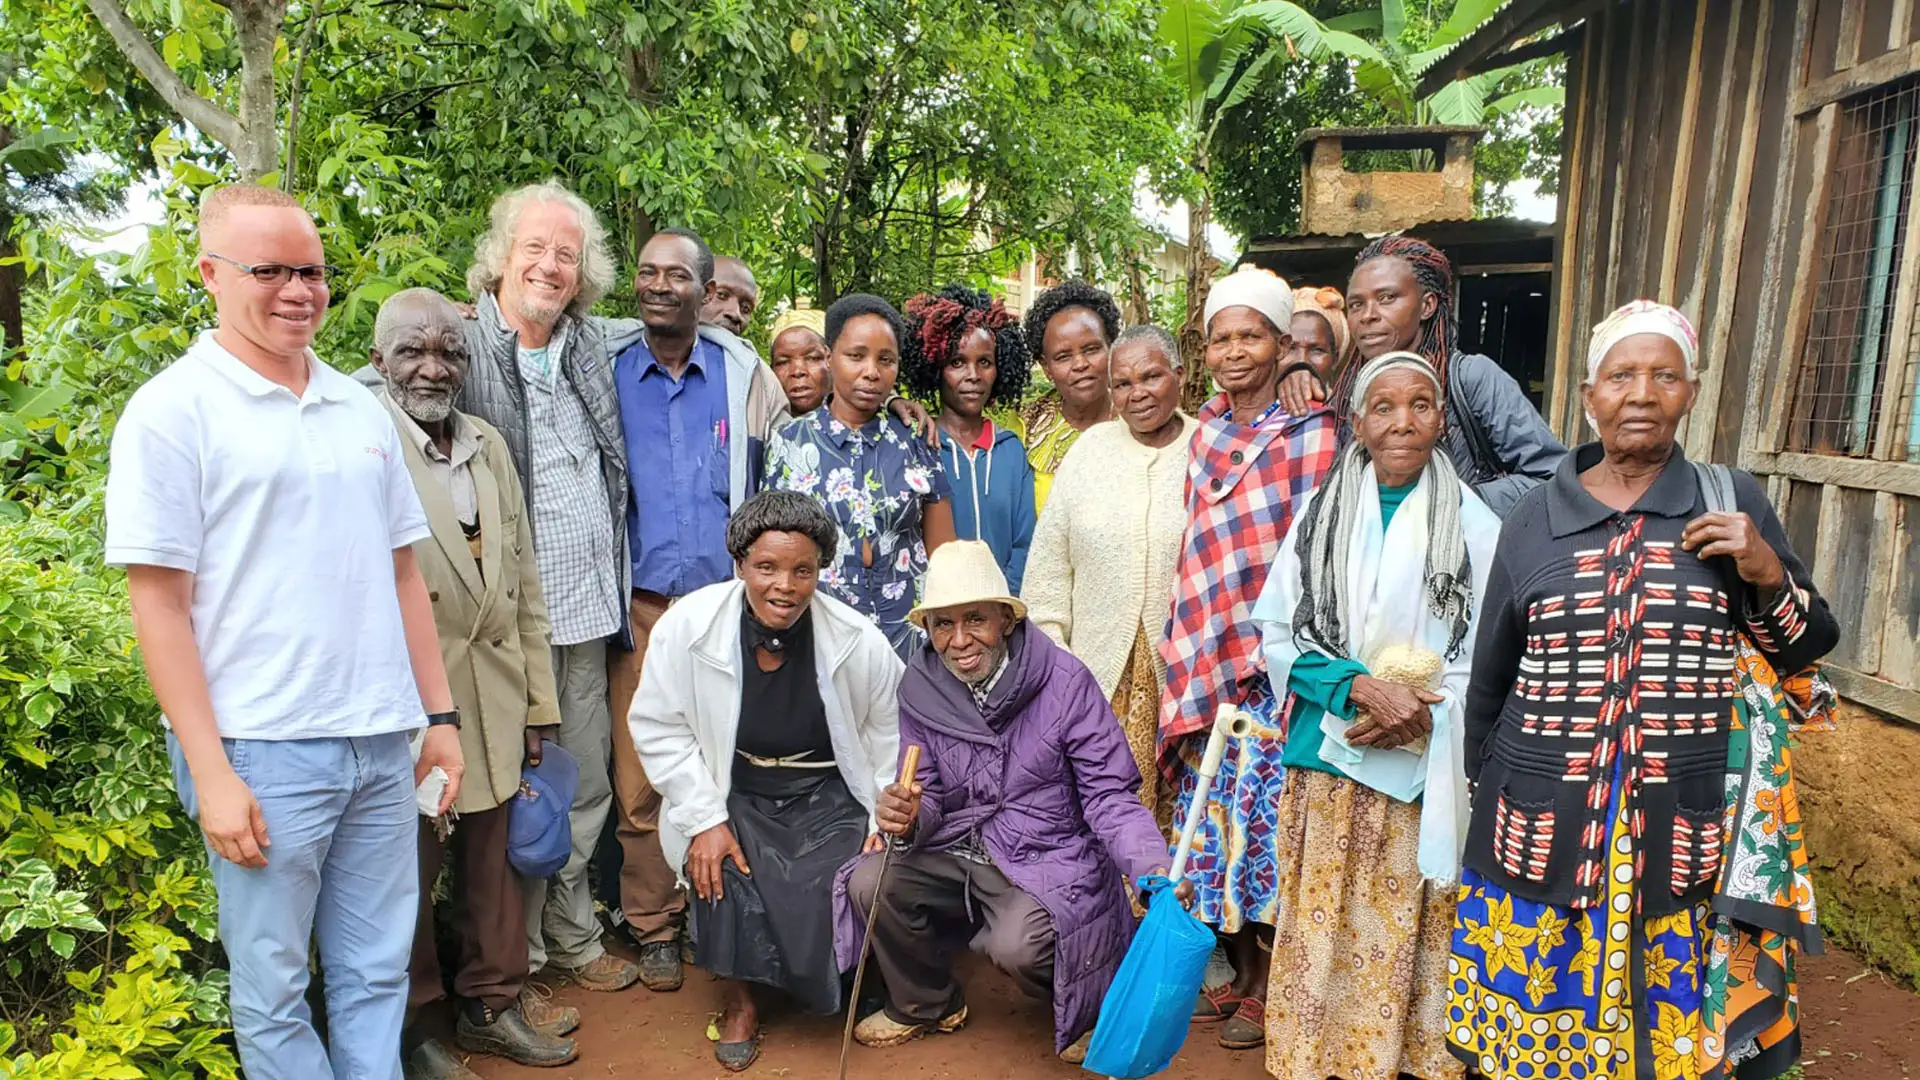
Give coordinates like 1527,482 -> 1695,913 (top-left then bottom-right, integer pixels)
1190,983 -> 1245,1024
714,1036 -> 761,1072
1217,997 -> 1265,1050
707,1010 -> 762,1072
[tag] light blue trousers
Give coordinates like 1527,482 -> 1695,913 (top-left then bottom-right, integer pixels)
169,732 -> 418,1080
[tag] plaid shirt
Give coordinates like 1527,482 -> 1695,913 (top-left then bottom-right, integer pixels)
521,332 -> 622,646
1157,396 -> 1337,755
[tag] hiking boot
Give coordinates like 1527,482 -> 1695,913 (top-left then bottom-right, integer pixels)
852,1004 -> 969,1048
638,939 -> 684,992
405,1039 -> 483,1080
455,1002 -> 578,1067
559,951 -> 641,992
517,981 -> 580,1037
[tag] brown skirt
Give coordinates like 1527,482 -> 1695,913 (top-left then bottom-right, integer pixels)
1263,768 -> 1464,1080
1109,622 -> 1174,836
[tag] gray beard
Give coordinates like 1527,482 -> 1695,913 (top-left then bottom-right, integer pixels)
516,295 -> 566,327
390,384 -> 454,423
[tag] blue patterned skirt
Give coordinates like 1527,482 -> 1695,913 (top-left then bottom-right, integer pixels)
1168,677 -> 1287,932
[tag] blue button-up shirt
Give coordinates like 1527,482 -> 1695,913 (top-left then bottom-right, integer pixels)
614,335 -> 733,598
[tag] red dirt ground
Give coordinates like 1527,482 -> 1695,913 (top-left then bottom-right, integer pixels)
468,939 -> 1919,1080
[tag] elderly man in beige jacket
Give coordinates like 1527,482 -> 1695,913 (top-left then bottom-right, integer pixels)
370,288 -> 582,1079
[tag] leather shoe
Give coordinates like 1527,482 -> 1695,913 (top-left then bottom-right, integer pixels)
639,939 -> 684,992
455,1002 -> 579,1067
405,1039 -> 483,1080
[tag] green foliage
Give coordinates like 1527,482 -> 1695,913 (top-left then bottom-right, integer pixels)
0,505 -> 237,1075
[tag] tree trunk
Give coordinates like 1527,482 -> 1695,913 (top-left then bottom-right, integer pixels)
0,119 -> 18,358
86,0 -> 282,181
0,219 -> 21,360
1124,246 -> 1151,326
1179,147 -> 1220,412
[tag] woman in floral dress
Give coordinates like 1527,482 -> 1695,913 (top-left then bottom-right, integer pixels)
765,293 -> 956,658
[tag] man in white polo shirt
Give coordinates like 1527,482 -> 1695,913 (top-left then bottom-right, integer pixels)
105,185 -> 465,1080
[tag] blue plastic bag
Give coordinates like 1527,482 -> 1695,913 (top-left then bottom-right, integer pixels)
1082,876 -> 1214,1078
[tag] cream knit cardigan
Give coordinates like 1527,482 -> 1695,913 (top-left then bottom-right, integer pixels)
1024,415 -> 1197,698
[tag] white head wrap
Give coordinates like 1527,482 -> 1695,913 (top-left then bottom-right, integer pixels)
1203,266 -> 1294,336
1584,300 -> 1698,381
1349,350 -> 1442,412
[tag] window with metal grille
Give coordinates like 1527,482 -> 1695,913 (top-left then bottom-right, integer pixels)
1789,76 -> 1919,457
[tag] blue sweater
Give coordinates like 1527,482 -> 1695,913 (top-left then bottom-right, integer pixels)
939,421 -> 1037,594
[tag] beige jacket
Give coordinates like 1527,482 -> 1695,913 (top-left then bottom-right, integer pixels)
384,394 -> 561,813
1023,416 -> 1196,698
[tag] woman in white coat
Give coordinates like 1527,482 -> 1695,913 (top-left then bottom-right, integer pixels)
628,491 -> 903,1072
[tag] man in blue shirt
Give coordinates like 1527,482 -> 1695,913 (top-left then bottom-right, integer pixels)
606,228 -> 788,992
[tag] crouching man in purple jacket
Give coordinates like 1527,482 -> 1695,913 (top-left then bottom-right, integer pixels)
833,541 -> 1191,1063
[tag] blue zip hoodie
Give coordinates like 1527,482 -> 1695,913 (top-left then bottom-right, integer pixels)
939,421 -> 1037,594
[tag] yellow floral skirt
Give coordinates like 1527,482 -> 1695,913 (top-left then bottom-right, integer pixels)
1109,622 -> 1173,836
1263,769 -> 1463,1080
1447,781 -> 1711,1080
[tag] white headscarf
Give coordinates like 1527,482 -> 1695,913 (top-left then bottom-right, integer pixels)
1203,266 -> 1294,335
1349,349 -> 1442,409
1584,299 -> 1698,381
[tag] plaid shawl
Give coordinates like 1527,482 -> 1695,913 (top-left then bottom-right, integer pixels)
1156,395 -> 1337,762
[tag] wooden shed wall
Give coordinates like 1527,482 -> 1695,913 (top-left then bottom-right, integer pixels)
1549,0 -> 1920,723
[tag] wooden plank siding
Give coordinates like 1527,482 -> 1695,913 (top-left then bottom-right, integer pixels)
1542,0 -> 1920,725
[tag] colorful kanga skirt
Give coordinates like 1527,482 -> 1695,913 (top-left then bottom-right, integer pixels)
1168,677 -> 1286,932
1447,778 -> 1711,1080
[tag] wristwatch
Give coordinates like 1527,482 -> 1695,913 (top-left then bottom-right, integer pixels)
426,710 -> 462,729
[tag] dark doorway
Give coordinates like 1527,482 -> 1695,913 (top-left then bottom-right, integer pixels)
1457,271 -> 1552,411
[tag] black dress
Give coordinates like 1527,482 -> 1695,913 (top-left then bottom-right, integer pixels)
688,607 -> 869,1014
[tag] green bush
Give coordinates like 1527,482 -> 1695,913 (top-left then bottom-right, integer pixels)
0,508 -> 238,1079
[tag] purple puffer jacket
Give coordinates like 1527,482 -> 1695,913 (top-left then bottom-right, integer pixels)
832,623 -> 1169,1051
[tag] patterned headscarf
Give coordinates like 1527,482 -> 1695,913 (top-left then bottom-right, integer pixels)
1291,285 -> 1351,363
769,305 -> 826,342
1585,299 -> 1698,381
1291,351 -> 1474,661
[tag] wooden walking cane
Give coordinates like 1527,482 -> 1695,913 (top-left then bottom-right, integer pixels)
838,744 -> 923,1080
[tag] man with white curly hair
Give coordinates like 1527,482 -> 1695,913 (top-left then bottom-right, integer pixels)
458,180 -> 647,996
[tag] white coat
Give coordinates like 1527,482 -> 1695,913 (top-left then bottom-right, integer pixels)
626,579 -> 904,884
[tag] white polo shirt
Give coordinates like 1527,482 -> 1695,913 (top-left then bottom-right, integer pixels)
105,332 -> 434,740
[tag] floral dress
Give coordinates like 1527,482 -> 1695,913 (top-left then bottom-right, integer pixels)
765,407 -> 952,658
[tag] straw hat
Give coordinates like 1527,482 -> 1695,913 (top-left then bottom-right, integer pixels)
907,540 -> 1028,628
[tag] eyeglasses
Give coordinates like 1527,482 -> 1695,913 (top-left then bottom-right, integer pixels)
517,240 -> 581,267
205,252 -> 339,287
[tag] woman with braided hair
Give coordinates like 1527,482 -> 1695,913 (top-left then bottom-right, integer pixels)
1249,349 -> 1501,1080
902,284 -> 1038,592
1279,235 -> 1567,516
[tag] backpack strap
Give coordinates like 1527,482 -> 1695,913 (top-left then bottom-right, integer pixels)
1692,461 -> 1738,516
1445,357 -> 1503,483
